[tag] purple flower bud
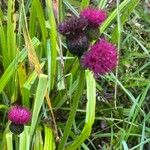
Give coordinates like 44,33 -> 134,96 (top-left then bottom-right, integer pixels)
66,33 -> 89,56
81,38 -> 117,76
8,105 -> 31,125
80,7 -> 107,28
58,16 -> 88,37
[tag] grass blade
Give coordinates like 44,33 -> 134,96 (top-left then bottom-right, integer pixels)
6,133 -> 13,150
66,70 -> 96,150
22,62 -> 45,107
44,125 -> 55,150
0,37 -> 40,94
58,70 -> 85,150
46,0 -> 57,90
30,74 -> 48,136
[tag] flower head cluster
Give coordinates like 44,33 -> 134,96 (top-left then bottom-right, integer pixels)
58,7 -> 117,76
80,7 -> 107,28
58,7 -> 107,56
8,105 -> 31,134
81,39 -> 117,76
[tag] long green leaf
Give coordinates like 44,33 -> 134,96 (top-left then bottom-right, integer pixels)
19,126 -> 30,150
0,37 -> 40,94
66,70 -> 96,150
30,74 -> 48,136
22,62 -> 45,107
32,0 -> 47,49
34,129 -> 44,150
46,0 -> 57,90
6,133 -> 13,150
58,70 -> 85,150
44,125 -> 55,150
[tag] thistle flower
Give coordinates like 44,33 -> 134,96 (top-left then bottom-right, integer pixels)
81,39 -> 117,76
8,105 -> 31,134
66,33 -> 89,56
8,105 -> 31,124
80,7 -> 107,28
58,16 -> 88,38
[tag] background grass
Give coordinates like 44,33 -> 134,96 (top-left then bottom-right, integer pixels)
0,0 -> 150,150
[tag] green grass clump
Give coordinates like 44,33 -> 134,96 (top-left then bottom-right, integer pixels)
1,0 -> 150,150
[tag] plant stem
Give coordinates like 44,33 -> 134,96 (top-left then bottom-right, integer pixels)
58,69 -> 85,150
14,135 -> 19,150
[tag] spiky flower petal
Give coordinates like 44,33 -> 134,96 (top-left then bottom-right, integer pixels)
58,16 -> 88,37
8,105 -> 31,125
81,39 -> 117,76
80,7 -> 107,27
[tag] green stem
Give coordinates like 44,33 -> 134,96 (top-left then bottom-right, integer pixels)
58,69 -> 85,150
58,0 -> 63,22
14,135 -> 19,150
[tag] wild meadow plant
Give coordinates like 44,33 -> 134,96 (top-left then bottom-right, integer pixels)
1,0 -> 150,150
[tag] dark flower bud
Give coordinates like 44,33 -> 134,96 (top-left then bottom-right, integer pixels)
58,16 -> 88,37
66,33 -> 89,57
9,122 -> 24,134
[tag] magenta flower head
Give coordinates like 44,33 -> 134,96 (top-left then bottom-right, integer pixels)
80,7 -> 107,28
8,105 -> 31,134
81,38 -> 117,76
58,16 -> 88,38
8,105 -> 31,124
